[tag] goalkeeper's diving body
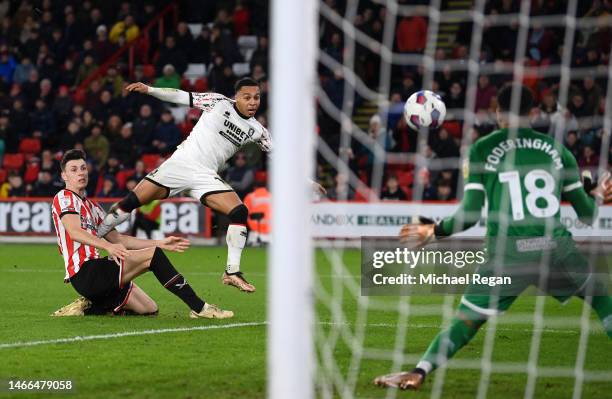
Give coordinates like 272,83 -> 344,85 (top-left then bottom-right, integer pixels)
97,78 -> 325,293
375,85 -> 612,390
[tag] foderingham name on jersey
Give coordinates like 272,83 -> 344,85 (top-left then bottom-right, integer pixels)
484,137 -> 563,172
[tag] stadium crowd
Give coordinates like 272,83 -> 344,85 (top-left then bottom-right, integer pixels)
0,0 -> 610,202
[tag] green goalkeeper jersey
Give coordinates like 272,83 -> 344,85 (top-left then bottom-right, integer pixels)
436,127 -> 598,258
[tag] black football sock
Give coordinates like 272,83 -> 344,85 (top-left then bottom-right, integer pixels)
117,191 -> 142,213
149,248 -> 205,312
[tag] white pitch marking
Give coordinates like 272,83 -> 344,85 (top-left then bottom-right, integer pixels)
0,322 -> 267,350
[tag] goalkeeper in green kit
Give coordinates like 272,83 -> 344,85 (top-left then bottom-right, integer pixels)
375,84 -> 612,390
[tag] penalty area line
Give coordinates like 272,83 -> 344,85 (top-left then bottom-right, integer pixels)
0,321 -> 267,350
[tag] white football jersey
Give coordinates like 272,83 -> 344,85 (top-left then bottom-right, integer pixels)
174,92 -> 271,171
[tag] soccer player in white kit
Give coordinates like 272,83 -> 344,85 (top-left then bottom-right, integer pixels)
97,78 -> 324,292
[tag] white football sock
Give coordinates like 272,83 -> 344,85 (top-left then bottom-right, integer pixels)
226,224 -> 247,274
416,360 -> 432,374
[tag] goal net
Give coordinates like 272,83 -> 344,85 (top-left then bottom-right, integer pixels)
308,0 -> 612,398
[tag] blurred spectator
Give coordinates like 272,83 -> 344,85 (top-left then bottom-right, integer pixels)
30,170 -> 57,197
579,145 -> 599,174
381,176 -> 407,201
174,22 -> 194,56
93,25 -> 115,63
444,82 -> 465,111
84,122 -> 110,168
415,168 -> 437,201
323,69 -> 345,110
243,172 -> 271,244
58,59 -> 78,88
249,36 -> 268,73
225,151 -> 255,199
74,54 -> 98,86
0,46 -> 16,84
580,77 -> 602,116
154,64 -> 181,89
131,160 -> 147,182
12,56 -> 35,85
327,173 -> 355,200
109,14 -> 140,44
30,99 -> 55,140
9,99 -> 29,142
475,75 -> 497,111
7,173 -> 26,197
210,24 -> 242,65
435,179 -> 454,201
396,16 -> 427,53
233,1 -> 251,36
133,104 -> 156,152
105,114 -> 124,140
0,110 -> 12,153
102,66 -> 124,97
192,27 -> 212,64
152,110 -> 181,155
431,128 -> 459,159
100,154 -> 121,177
565,131 -> 581,160
59,120 -> 84,149
112,122 -> 136,166
531,89 -> 560,134
39,149 -> 59,175
97,175 -> 119,197
156,36 -> 188,76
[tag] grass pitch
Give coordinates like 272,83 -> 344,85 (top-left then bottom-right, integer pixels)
0,244 -> 610,399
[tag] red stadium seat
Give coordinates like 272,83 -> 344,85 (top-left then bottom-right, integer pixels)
116,169 -> 135,190
396,171 -> 413,187
18,138 -> 42,155
0,168 -> 7,183
2,153 -> 25,171
24,163 -> 40,184
194,78 -> 208,92
141,154 -> 161,172
180,78 -> 193,91
142,64 -> 156,80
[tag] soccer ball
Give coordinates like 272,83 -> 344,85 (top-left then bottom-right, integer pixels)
403,90 -> 446,130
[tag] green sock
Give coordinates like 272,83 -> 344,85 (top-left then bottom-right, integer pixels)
582,295 -> 612,339
419,304 -> 486,373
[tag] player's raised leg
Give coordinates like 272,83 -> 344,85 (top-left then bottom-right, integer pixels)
97,179 -> 168,237
203,191 -> 255,293
120,246 -> 234,318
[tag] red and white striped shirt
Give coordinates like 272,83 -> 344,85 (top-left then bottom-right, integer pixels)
51,189 -> 106,280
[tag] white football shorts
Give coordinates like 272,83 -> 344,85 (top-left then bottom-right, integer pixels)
144,153 -> 234,202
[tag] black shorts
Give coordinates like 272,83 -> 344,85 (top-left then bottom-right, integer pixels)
70,257 -> 133,314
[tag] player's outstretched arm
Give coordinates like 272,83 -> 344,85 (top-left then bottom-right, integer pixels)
104,229 -> 190,253
399,189 -> 484,247
61,214 -> 129,260
125,82 -> 190,106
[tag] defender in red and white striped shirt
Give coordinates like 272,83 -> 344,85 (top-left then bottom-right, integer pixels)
52,188 -> 107,280
51,149 -> 233,319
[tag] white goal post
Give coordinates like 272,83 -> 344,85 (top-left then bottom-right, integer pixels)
268,0 -> 318,399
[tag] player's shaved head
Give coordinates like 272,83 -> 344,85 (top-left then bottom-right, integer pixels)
61,149 -> 86,171
234,77 -> 260,94
497,84 -> 534,116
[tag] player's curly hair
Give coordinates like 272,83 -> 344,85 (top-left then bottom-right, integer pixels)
497,84 -> 534,116
60,149 -> 86,171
